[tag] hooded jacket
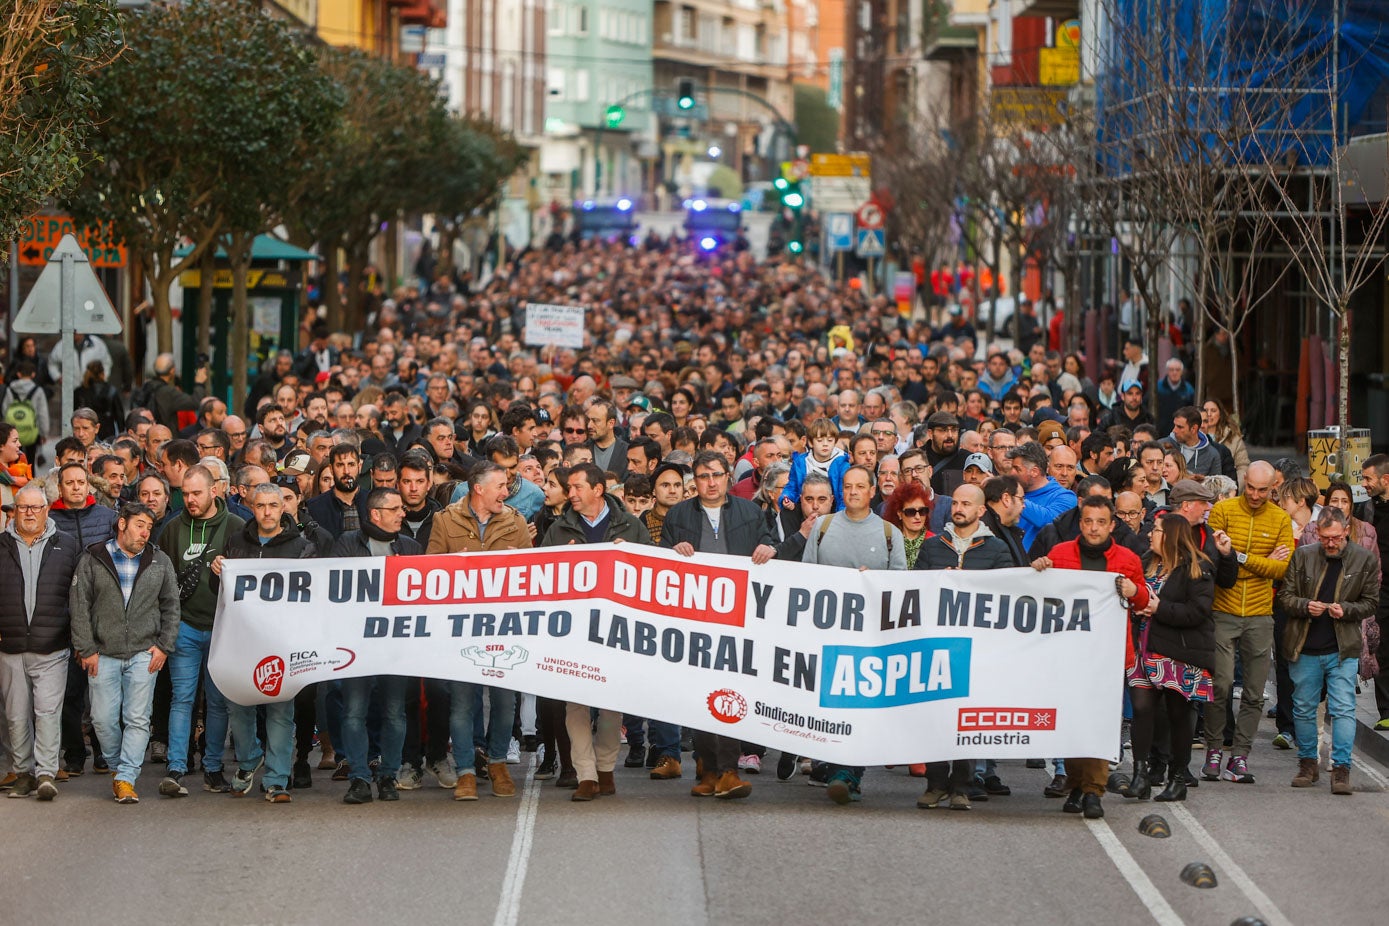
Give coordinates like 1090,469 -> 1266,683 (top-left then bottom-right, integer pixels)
1163,432 -> 1223,478
156,497 -> 243,631
1018,477 -> 1077,550
0,520 -> 79,654
48,496 -> 119,548
70,539 -> 181,660
915,521 -> 1016,571
222,514 -> 317,561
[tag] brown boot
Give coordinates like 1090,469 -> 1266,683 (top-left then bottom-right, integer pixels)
650,756 -> 682,780
714,769 -> 752,800
452,774 -> 479,801
1291,758 -> 1319,788
1331,765 -> 1352,796
597,770 -> 616,796
690,772 -> 718,797
488,763 -> 516,798
572,779 -> 600,801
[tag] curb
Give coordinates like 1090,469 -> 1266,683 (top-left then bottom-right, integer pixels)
1355,716 -> 1389,768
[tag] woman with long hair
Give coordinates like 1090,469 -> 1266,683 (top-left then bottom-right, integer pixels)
1300,480 -> 1381,564
669,387 -> 698,429
1126,514 -> 1215,802
881,480 -> 934,568
1200,398 -> 1250,485
532,465 -> 571,545
1160,447 -> 1188,488
73,359 -> 124,440
458,399 -> 497,456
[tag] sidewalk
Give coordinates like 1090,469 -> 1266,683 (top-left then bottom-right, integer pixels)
1354,685 -> 1389,767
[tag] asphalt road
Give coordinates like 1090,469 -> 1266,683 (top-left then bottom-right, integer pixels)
4,710 -> 1387,926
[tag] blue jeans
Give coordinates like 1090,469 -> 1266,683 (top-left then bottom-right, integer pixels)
449,682 -> 515,768
341,676 -> 407,781
1290,651 -> 1358,769
89,651 -> 158,784
228,701 -> 296,788
167,623 -> 230,774
648,721 -> 681,760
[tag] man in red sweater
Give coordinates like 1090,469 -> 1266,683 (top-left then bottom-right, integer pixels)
1032,494 -> 1148,820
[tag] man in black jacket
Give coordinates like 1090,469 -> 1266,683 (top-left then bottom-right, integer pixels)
328,488 -> 422,805
206,484 -> 316,802
306,444 -> 367,539
982,475 -> 1029,567
660,451 -> 776,801
0,485 -> 80,799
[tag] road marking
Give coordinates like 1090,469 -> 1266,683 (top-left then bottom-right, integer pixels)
492,756 -> 541,926
1168,804 -> 1293,926
1353,752 -> 1389,790
1084,818 -> 1186,926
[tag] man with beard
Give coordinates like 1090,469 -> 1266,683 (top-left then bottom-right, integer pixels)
255,404 -> 292,461
306,444 -> 366,538
922,412 -> 966,497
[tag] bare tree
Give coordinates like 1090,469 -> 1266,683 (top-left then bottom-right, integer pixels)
869,122 -> 961,299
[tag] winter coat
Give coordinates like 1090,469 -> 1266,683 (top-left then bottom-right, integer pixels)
1279,540 -> 1380,662
660,495 -> 774,557
327,531 -> 423,559
1207,496 -> 1294,617
0,523 -> 79,654
69,541 -> 181,660
427,500 -> 532,553
915,529 -> 1017,571
1046,537 -> 1150,669
1138,558 -> 1216,670
540,494 -> 650,546
780,449 -> 850,511
48,497 -> 119,548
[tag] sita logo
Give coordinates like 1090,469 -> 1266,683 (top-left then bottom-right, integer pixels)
254,656 -> 284,697
707,689 -> 747,724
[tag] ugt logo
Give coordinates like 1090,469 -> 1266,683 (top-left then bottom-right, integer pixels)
254,656 -> 284,697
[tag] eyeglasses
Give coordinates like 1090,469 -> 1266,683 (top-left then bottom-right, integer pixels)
872,427 -> 896,436
694,472 -> 727,481
15,505 -> 46,513
902,465 -> 929,475
899,507 -> 929,517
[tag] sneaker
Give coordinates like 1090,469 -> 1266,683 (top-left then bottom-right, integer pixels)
916,788 -> 949,808
159,772 -> 189,798
35,775 -> 58,801
555,767 -> 578,789
807,763 -> 830,787
150,741 -> 168,764
949,792 -> 972,811
7,774 -> 35,798
1043,774 -> 1069,798
92,755 -> 110,773
397,763 -> 423,790
1272,732 -> 1294,750
507,738 -> 522,765
534,753 -> 557,780
230,761 -> 261,796
377,777 -> 400,801
983,775 -> 1011,796
291,761 -> 313,790
113,780 -> 139,803
738,754 -> 762,774
825,771 -> 861,804
713,769 -> 752,799
264,785 -> 292,803
1221,755 -> 1256,784
203,769 -> 231,793
343,778 -> 373,804
1201,748 -> 1224,781
331,759 -> 351,781
427,756 -> 459,788
1374,718 -> 1389,732
776,753 -> 799,781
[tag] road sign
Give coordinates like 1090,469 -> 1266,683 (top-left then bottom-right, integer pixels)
826,212 -> 853,252
18,214 -> 127,267
856,201 -> 884,230
416,52 -> 446,69
855,228 -> 885,258
14,234 -> 122,437
810,153 -> 871,178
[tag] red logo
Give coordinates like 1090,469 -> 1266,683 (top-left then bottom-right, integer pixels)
707,689 -> 747,724
254,656 -> 284,697
957,708 -> 1057,731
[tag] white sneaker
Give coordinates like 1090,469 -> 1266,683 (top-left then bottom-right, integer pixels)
738,754 -> 761,774
397,763 -> 422,790
507,738 -> 522,765
428,756 -> 459,788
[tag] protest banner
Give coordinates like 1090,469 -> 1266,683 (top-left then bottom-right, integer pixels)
522,303 -> 586,349
209,544 -> 1126,765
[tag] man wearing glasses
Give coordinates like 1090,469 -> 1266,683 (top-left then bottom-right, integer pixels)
661,451 -> 777,801
870,421 -> 899,457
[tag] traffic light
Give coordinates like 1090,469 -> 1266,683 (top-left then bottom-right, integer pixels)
787,239 -> 804,254
777,178 -> 804,211
677,78 -> 695,111
605,104 -> 625,128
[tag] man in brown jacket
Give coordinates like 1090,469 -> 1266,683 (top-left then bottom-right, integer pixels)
427,462 -> 532,801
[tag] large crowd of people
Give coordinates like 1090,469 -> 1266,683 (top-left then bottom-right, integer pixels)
0,238 -> 1384,820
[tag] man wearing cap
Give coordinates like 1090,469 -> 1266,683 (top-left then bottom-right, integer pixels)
1099,380 -> 1155,432
961,452 -> 993,488
923,412 -> 966,498
608,375 -> 640,427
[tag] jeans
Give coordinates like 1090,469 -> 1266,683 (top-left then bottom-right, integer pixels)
1206,611 -> 1274,756
449,682 -> 515,769
229,701 -> 296,788
341,676 -> 406,781
167,623 -> 230,774
1290,652 -> 1358,769
88,651 -> 159,784
0,649 -> 69,778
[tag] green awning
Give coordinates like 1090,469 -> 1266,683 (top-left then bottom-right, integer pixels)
175,234 -> 318,262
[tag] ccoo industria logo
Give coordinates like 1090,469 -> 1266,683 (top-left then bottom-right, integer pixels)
254,656 -> 285,697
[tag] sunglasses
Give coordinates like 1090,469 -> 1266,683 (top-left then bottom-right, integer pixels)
899,507 -> 929,517
563,427 -> 588,434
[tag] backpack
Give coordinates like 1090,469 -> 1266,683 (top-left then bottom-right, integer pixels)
4,382 -> 40,446
817,512 -> 894,560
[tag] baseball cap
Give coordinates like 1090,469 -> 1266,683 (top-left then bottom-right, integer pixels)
963,452 -> 994,473
627,394 -> 652,412
1168,478 -> 1215,505
1120,379 -> 1144,394
279,451 -> 313,476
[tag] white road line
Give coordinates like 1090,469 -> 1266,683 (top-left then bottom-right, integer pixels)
492,757 -> 542,926
1084,818 -> 1187,926
1167,803 -> 1293,926
1353,752 -> 1389,790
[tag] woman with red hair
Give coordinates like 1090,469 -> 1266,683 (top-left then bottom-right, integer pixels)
882,480 -> 935,570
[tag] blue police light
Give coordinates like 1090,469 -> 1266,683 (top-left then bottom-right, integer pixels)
699,236 -> 718,251
628,234 -> 640,246
691,199 -> 707,212
581,200 -> 595,211
616,198 -> 633,212
727,202 -> 741,213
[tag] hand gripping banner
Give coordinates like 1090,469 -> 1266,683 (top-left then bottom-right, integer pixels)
209,544 -> 1127,765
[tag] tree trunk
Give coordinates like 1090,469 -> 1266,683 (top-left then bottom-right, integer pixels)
322,242 -> 343,332
1338,300 -> 1352,470
147,259 -> 175,355
1146,295 -> 1161,422
1229,328 -> 1241,427
383,216 -> 399,294
228,232 -> 254,409
345,246 -> 366,333
197,247 -> 215,357
1194,296 -> 1207,402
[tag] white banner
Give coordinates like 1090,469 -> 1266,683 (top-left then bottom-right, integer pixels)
209,545 -> 1126,765
522,303 -> 585,349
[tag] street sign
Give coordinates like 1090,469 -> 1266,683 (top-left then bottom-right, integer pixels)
416,52 -> 446,69
18,214 -> 127,267
856,201 -> 884,230
826,212 -> 853,252
13,234 -> 122,438
855,228 -> 885,258
810,153 -> 871,178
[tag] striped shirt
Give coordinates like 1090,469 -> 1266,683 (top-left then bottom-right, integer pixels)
105,539 -> 140,605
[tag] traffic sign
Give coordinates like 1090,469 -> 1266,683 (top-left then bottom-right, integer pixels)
18,214 -> 126,268
826,212 -> 853,252
855,228 -> 885,258
855,201 -> 884,230
810,153 -> 871,178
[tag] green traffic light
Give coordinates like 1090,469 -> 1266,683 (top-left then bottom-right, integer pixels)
605,105 -> 625,128
773,177 -> 789,191
783,191 -> 804,209
678,96 -> 694,111
788,241 -> 804,254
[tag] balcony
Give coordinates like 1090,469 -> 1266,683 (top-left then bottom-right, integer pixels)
1015,0 -> 1079,17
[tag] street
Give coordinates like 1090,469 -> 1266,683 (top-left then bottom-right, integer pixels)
4,707 -> 1387,926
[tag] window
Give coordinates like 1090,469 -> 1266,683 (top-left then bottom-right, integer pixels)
575,68 -> 590,102
547,0 -> 562,35
547,67 -> 566,100
575,5 -> 588,35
